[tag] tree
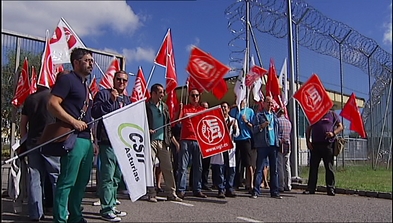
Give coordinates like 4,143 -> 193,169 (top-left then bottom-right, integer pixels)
1,48 -> 42,145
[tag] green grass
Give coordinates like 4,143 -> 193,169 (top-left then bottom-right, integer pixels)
299,164 -> 393,193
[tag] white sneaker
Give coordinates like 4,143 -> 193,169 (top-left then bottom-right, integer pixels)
101,213 -> 121,222
92,200 -> 101,206
113,209 -> 127,217
116,199 -> 121,205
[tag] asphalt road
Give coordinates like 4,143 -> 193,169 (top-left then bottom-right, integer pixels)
1,188 -> 392,222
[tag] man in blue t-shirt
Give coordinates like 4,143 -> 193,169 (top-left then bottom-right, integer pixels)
229,99 -> 255,192
48,48 -> 95,223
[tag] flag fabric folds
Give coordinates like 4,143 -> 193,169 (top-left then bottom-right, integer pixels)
29,66 -> 38,94
265,58 -> 283,111
340,93 -> 367,138
293,73 -> 333,125
186,46 -> 230,92
212,79 -> 228,100
189,106 -> 234,158
233,52 -> 248,109
38,31 -> 56,88
278,58 -> 288,106
102,100 -> 154,202
89,76 -> 99,99
12,58 -> 30,107
131,67 -> 150,102
99,57 -> 120,90
50,17 -> 86,64
154,29 -> 178,93
166,90 -> 179,123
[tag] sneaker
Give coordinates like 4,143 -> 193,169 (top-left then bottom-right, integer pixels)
101,213 -> 121,222
113,209 -> 127,217
167,196 -> 183,202
217,191 -> 226,199
250,193 -> 258,199
271,195 -> 283,199
148,196 -> 158,203
93,200 -> 101,206
115,199 -> 121,205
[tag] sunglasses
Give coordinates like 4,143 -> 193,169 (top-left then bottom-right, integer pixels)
190,94 -> 200,98
116,78 -> 128,82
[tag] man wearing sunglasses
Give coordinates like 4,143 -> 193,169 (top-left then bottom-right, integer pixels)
176,89 -> 207,199
92,70 -> 131,222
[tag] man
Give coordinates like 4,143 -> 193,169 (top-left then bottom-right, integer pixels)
145,83 -> 182,202
189,101 -> 211,191
176,89 -> 207,199
92,70 -> 131,221
20,84 -> 60,221
276,108 -> 292,192
304,109 -> 343,196
229,99 -> 255,192
210,102 -> 240,198
250,96 -> 282,199
48,48 -> 95,223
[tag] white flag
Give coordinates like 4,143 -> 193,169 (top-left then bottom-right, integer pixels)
278,58 -> 288,105
102,99 -> 154,202
233,52 -> 247,109
250,56 -> 263,102
50,18 -> 86,64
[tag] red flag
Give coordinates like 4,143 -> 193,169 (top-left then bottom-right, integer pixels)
38,34 -> 56,88
266,59 -> 283,111
186,46 -> 230,92
187,76 -> 204,93
89,76 -> 99,98
166,90 -> 179,123
246,65 -> 268,87
190,106 -> 234,158
12,58 -> 30,107
29,66 -> 38,94
293,74 -> 333,125
212,78 -> 228,100
99,57 -> 120,89
131,67 -> 150,102
155,29 -> 178,92
340,93 -> 367,138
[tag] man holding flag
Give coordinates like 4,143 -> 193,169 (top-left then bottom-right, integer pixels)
145,83 -> 182,202
92,70 -> 131,222
176,89 -> 207,199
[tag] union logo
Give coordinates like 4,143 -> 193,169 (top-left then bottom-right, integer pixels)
196,115 -> 225,146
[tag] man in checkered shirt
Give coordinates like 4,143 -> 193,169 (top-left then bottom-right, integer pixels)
276,108 -> 292,192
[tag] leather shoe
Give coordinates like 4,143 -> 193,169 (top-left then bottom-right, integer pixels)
193,192 -> 207,198
177,191 -> 185,199
327,190 -> 335,196
225,191 -> 237,197
202,186 -> 213,191
302,190 -> 315,194
217,191 -> 225,199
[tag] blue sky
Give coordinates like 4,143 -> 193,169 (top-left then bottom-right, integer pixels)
2,0 -> 392,98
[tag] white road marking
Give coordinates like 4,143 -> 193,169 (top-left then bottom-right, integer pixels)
170,201 -> 194,206
237,216 -> 263,222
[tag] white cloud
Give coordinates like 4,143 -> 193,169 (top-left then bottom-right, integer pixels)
122,47 -> 156,63
2,1 -> 141,38
382,3 -> 392,45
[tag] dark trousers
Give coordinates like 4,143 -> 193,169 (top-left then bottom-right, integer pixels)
234,145 -> 244,188
189,157 -> 211,188
307,142 -> 335,192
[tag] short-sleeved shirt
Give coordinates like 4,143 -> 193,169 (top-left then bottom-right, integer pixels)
22,88 -> 55,148
311,111 -> 340,143
229,107 -> 255,140
180,104 -> 205,140
51,71 -> 92,139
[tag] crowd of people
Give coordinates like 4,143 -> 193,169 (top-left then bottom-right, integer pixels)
18,47 -> 343,222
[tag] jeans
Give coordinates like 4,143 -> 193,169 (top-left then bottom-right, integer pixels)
177,140 -> 202,193
277,152 -> 292,190
253,146 -> 279,196
26,150 -> 60,220
211,164 -> 235,193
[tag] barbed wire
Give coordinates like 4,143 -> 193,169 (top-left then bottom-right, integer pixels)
224,0 -> 392,121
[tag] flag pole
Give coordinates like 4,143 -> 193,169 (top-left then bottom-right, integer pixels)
245,0 -> 251,107
152,105 -> 221,132
144,65 -> 156,96
60,17 -> 107,78
287,0 -> 301,182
